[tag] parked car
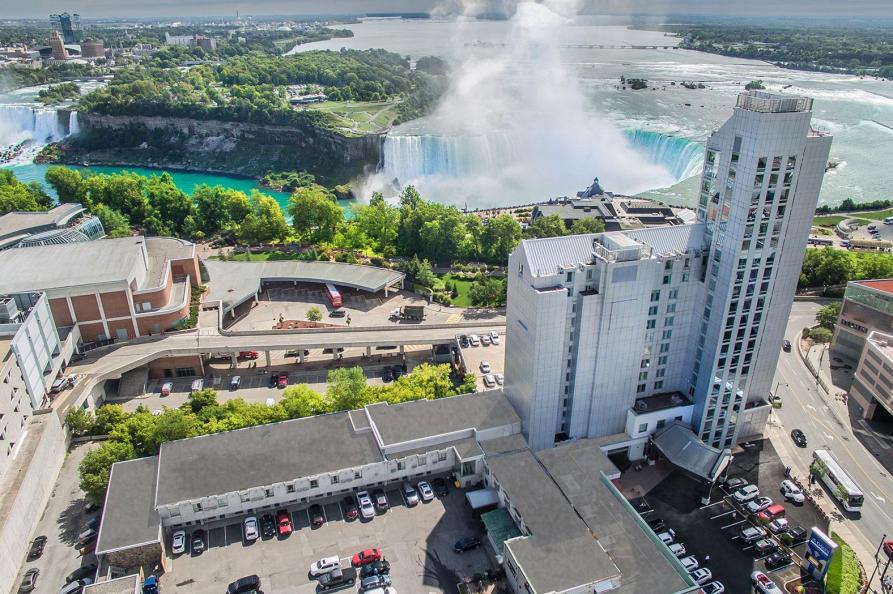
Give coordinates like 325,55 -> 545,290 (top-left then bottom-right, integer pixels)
454,537 -> 481,553
310,504 -> 325,528
261,514 -> 276,538
27,536 -> 47,560
680,556 -> 699,571
786,526 -> 808,545
490,331 -> 500,345
352,548 -> 383,567
480,361 -> 491,373
161,382 -> 173,396
481,335 -> 491,346
83,501 -> 101,514
310,556 -> 341,577
171,530 -> 186,554
317,567 -> 357,591
689,568 -> 712,585
392,367 -> 403,380
701,582 -> 725,594
469,334 -> 480,346
373,489 -> 389,511
243,516 -> 259,541
142,575 -> 158,594
432,477 -> 449,496
382,367 -> 394,382
458,335 -> 469,348
401,482 -> 419,506
357,491 -> 375,520
885,540 -> 893,561
239,351 -> 259,359
868,224 -> 878,231
746,496 -> 773,514
782,339 -> 792,352
733,484 -> 760,503
83,516 -> 100,531
740,526 -> 767,543
768,518 -> 790,534
753,539 -> 778,556
756,504 -> 785,523
277,372 -> 288,388
417,481 -> 434,502
668,543 -> 686,557
751,571 -> 781,594
230,375 -> 241,390
483,374 -> 496,387
191,379 -> 204,393
277,510 -> 293,536
360,574 -> 392,592
65,565 -> 97,584
58,578 -> 92,594
330,308 -> 348,317
226,575 -> 260,594
647,517 -> 666,532
19,568 -> 39,593
269,374 -> 279,388
343,497 -> 359,520
51,377 -> 68,393
494,373 -> 504,385
781,480 -> 806,504
359,560 -> 390,579
657,529 -> 676,545
76,528 -> 97,548
191,529 -> 206,554
790,429 -> 807,448
765,551 -> 792,570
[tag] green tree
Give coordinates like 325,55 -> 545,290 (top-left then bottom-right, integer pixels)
239,191 -> 289,245
0,169 -> 53,214
288,186 -> 343,243
569,217 -> 606,234
808,327 -> 833,343
45,166 -> 88,204
92,203 -> 131,238
281,384 -> 331,418
799,248 -> 855,288
93,404 -> 129,435
326,366 -> 368,411
404,255 -> 436,288
469,277 -> 507,307
817,302 -> 841,330
458,373 -> 477,394
145,173 -> 196,236
483,214 -> 522,263
65,408 -> 95,437
524,214 -> 567,239
184,388 -> 218,414
353,192 -> 399,256
79,440 -> 135,502
306,306 -> 323,322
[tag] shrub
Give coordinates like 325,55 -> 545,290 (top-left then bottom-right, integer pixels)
306,306 -> 323,322
808,327 -> 833,343
826,532 -> 862,594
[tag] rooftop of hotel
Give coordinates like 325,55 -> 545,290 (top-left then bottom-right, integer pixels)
868,331 -> 893,363
632,391 -> 693,414
855,279 -> 893,296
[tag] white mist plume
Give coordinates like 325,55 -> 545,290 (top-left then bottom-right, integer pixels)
362,0 -> 678,207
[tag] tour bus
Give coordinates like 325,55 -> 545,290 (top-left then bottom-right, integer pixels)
324,283 -> 343,308
849,239 -> 893,252
807,237 -> 834,246
812,449 -> 864,513
884,216 -> 893,225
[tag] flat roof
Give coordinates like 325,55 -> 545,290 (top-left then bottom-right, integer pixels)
155,412 -> 383,506
488,449 -> 619,593
537,440 -> 693,594
856,279 -> 893,296
0,237 -> 145,293
365,390 -> 520,447
202,259 -> 405,313
385,436 -> 482,460
0,203 -> 86,240
96,456 -> 160,555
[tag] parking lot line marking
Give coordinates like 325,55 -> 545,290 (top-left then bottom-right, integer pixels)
721,520 -> 746,530
741,545 -> 753,551
699,500 -> 726,510
710,510 -> 734,520
766,564 -> 793,573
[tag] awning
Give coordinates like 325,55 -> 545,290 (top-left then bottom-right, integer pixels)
465,488 -> 500,510
652,421 -> 732,483
481,507 -> 522,558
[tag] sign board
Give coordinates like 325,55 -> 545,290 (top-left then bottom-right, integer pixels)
804,527 -> 838,581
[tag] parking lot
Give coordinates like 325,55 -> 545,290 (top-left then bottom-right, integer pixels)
160,477 -> 493,594
457,332 -> 505,391
636,440 -> 827,594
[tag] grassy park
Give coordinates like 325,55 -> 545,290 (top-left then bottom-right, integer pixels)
306,99 -> 400,134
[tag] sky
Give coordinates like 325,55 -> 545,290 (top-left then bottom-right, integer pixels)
7,0 -> 893,19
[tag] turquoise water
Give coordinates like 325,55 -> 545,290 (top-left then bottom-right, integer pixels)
6,163 -> 355,216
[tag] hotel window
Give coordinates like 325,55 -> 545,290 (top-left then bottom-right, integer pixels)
193,503 -> 203,512
637,384 -> 646,393
264,488 -> 273,497
218,496 -> 228,507
287,484 -> 296,493
438,452 -> 448,462
417,455 -> 427,466
648,306 -> 658,316
240,492 -> 250,503
651,290 -> 661,302
669,289 -> 679,300
639,371 -> 648,381
310,479 -> 319,489
331,474 -> 340,484
654,380 -> 664,390
646,319 -> 656,330
638,423 -> 648,433
354,470 -> 362,480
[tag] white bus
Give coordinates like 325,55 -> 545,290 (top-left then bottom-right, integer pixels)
813,449 -> 864,513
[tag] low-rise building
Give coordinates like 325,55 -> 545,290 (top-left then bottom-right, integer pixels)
0,203 -> 104,250
849,331 -> 893,420
831,279 -> 893,365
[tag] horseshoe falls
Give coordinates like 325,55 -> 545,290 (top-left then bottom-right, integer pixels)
622,129 -> 705,180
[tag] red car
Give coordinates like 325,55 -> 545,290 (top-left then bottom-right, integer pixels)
239,351 -> 259,359
884,540 -> 893,561
277,510 -> 292,536
351,548 -> 382,567
277,372 -> 288,388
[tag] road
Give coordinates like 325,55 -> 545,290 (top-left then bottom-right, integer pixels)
771,301 -> 893,551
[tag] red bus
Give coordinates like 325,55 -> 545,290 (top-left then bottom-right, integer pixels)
325,283 -> 342,308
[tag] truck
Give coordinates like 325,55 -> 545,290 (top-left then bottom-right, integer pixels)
389,305 -> 425,321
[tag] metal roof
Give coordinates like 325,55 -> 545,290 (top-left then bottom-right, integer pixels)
95,456 -> 160,555
0,203 -> 86,240
202,259 -> 405,313
623,223 -> 707,256
520,234 -> 596,277
651,421 -> 731,482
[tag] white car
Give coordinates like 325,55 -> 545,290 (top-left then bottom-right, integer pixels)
746,496 -> 773,514
751,571 -> 780,594
171,530 -> 186,554
480,361 -> 491,373
768,518 -> 790,534
417,481 -> 434,502
469,334 -> 480,346
732,484 -> 760,503
490,331 -> 500,345
483,374 -> 496,387
780,479 -> 805,504
680,555 -> 699,571
481,335 -> 492,346
702,582 -> 725,594
668,543 -> 686,558
657,529 -> 676,544
243,516 -> 258,541
357,491 -> 375,519
161,381 -> 173,396
690,568 -> 712,585
740,526 -> 767,543
309,556 -> 341,576
402,482 -> 419,506
494,373 -> 504,385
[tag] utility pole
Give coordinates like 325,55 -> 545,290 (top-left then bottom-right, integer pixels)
868,534 -> 887,589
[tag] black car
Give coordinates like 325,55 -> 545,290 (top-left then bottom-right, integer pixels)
66,564 -> 98,584
359,560 -> 391,579
786,526 -> 808,545
753,539 -> 777,556
382,367 -> 393,382
360,574 -> 392,592
269,374 -> 279,388
723,477 -> 748,491
392,367 -> 403,380
192,529 -> 206,554
647,517 -> 666,532
317,567 -> 357,592
227,575 -> 260,594
26,536 -> 47,561
454,537 -> 481,553
83,501 -> 101,514
19,568 -> 39,593
432,477 -> 449,497
260,514 -> 276,539
791,429 -> 807,448
458,335 -> 469,348
310,504 -> 325,528
765,551 -> 792,570
782,339 -> 792,352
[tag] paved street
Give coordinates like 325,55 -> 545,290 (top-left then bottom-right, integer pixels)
771,301 -> 893,553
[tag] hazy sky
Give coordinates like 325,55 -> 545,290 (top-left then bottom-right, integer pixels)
6,0 -> 893,19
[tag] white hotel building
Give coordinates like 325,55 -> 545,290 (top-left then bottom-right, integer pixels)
505,91 -> 832,455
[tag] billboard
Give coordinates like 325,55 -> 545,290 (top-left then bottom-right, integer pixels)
804,527 -> 839,581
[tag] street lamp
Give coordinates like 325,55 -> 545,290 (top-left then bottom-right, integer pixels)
867,533 -> 888,588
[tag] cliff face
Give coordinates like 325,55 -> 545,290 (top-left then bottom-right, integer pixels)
62,112 -> 383,182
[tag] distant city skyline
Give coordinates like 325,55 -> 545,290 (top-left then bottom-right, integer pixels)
4,0 -> 893,19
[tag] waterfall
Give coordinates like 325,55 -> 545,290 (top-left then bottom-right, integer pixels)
0,105 -> 68,149
69,111 -> 80,136
622,129 -> 705,181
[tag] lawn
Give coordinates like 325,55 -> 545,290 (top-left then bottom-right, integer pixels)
813,215 -> 873,227
307,100 -> 400,134
437,273 -> 474,307
825,532 -> 862,594
209,250 -> 308,262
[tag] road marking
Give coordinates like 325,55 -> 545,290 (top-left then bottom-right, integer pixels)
699,500 -> 726,510
806,404 -> 817,411
722,520 -> 747,530
872,492 -> 887,503
741,545 -> 753,551
823,433 -> 835,441
766,564 -> 793,574
711,510 -> 734,520
446,314 -> 462,324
